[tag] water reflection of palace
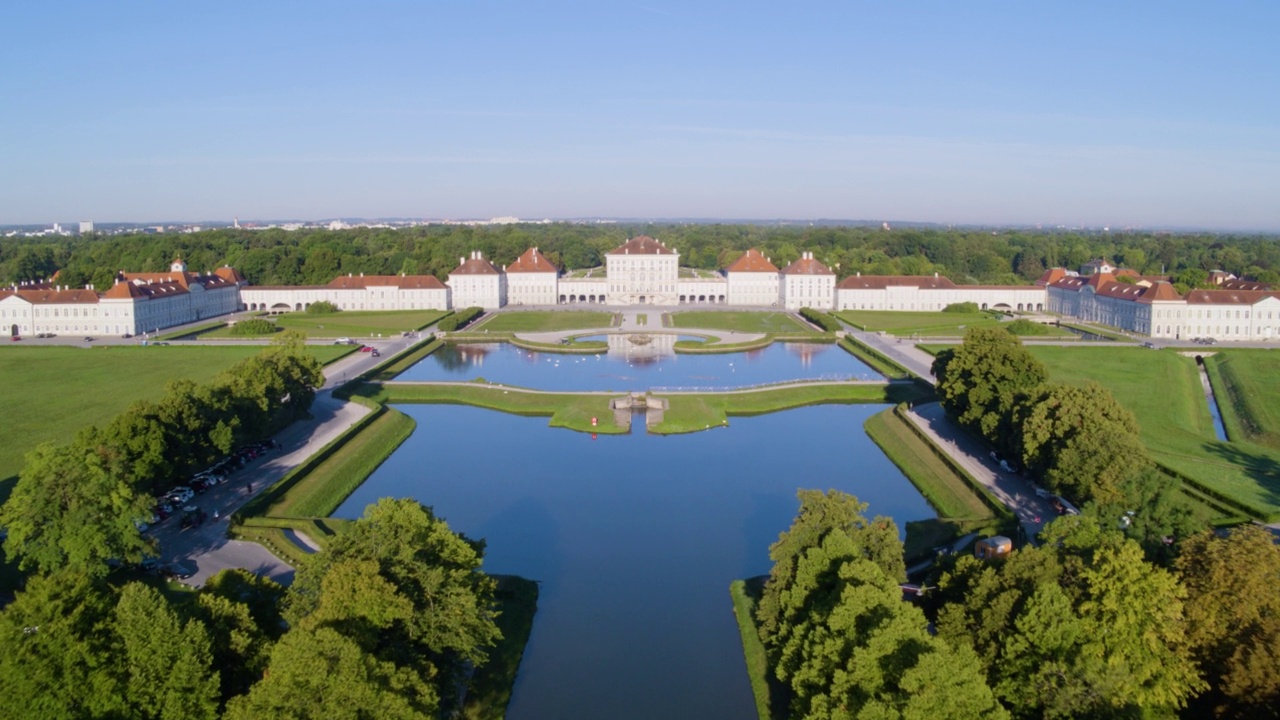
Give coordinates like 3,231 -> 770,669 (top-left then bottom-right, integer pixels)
605,333 -> 678,364
785,342 -> 828,368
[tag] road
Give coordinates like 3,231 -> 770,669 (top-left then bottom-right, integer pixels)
151,332 -> 426,587
904,402 -> 1056,542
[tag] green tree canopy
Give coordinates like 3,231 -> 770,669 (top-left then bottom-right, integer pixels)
1177,525 -> 1280,718
932,327 -> 1049,448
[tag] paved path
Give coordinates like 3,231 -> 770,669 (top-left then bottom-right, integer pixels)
151,332 -> 430,587
903,402 -> 1056,543
846,329 -> 939,384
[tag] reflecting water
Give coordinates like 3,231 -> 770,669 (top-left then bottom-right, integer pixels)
396,340 -> 881,390
335,404 -> 935,720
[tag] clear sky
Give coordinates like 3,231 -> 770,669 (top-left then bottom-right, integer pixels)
2,1 -> 1278,229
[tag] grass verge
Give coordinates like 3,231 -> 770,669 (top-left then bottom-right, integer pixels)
669,311 -> 813,335
463,576 -> 540,720
473,311 -> 613,333
355,383 -> 629,434
839,337 -> 912,379
200,309 -> 450,339
864,409 -> 992,519
730,577 -> 787,720
650,382 -> 930,434
1204,350 -> 1280,450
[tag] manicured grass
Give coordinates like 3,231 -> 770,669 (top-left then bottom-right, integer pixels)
475,311 -> 614,333
463,576 -> 540,720
265,408 -> 417,518
356,383 -> 629,434
864,409 -> 993,519
668,311 -> 811,334
650,382 -> 930,434
839,337 -> 912,379
201,309 -> 450,339
836,309 -> 1004,336
730,577 -> 787,720
1028,346 -> 1280,519
0,345 -> 343,491
1204,350 -> 1280,450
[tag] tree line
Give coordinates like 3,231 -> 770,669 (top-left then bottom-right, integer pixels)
4,224 -> 1279,291
0,499 -> 502,719
758,490 -> 1280,719
0,334 -> 325,576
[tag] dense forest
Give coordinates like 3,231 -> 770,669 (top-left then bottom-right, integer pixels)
4,224 -> 1280,291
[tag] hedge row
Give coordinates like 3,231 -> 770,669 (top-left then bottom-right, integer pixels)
799,307 -> 842,332
439,306 -> 483,331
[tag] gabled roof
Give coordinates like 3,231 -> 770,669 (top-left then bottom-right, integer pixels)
10,287 -> 101,304
837,274 -> 957,290
506,247 -> 558,273
450,251 -> 501,276
607,236 -> 676,256
326,274 -> 447,290
214,266 -> 246,283
726,248 -> 779,273
781,252 -> 835,276
103,281 -> 147,299
1219,278 -> 1271,291
1185,289 -> 1280,305
1036,268 -> 1071,286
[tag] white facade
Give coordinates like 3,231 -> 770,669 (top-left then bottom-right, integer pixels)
605,236 -> 681,306
504,247 -> 560,306
780,252 -> 836,310
448,251 -> 506,310
836,275 -> 1046,312
241,275 -> 449,313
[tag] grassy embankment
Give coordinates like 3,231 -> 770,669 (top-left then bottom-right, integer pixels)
730,577 -> 786,720
667,310 -> 833,352
1203,350 -> 1280,450
837,310 -> 1076,339
864,407 -> 1011,561
462,575 -> 539,720
198,309 -> 450,339
650,382 -> 932,434
354,382 -> 629,434
838,336 -> 913,380
471,310 -> 615,333
1027,346 -> 1272,521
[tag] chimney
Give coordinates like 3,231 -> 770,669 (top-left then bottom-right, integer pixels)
460,257 -> 465,266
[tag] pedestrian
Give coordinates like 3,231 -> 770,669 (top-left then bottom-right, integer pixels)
214,509 -> 220,521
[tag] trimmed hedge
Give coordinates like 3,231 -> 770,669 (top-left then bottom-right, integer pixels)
943,302 -> 980,313
439,307 -> 483,332
799,307 -> 842,332
229,318 -> 278,336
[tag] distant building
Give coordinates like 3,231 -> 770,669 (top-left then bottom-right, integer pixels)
79,220 -> 94,234
240,273 -> 449,313
448,251 -> 506,309
837,273 -> 1045,312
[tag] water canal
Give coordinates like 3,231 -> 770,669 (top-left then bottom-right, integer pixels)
335,403 -> 935,719
393,336 -> 882,391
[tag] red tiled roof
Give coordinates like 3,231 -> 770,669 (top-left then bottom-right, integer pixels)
1036,268 -> 1069,286
11,288 -> 101,304
1219,279 -> 1271,291
725,249 -> 779,273
215,266 -> 246,283
1185,289 -> 1280,305
121,271 -> 191,289
607,236 -> 676,256
450,252 -> 501,276
506,247 -> 558,273
781,252 -> 835,276
837,274 -> 958,290
326,274 -> 447,290
103,282 -> 146,299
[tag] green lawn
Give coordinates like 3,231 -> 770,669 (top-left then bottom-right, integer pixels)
354,382 -> 629,434
836,309 -> 1002,335
730,577 -> 787,720
864,409 -> 993,520
651,383 -> 930,434
475,311 -> 613,333
1204,350 -> 1280,450
0,345 -> 346,491
668,311 -> 811,334
200,309 -> 450,339
1027,346 -> 1280,519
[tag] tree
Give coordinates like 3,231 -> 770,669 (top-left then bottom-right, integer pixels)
937,518 -> 1204,718
932,327 -> 1048,448
0,571 -> 128,719
286,499 -> 501,708
1011,381 -> 1148,503
114,583 -> 220,720
756,489 -> 905,649
0,440 -> 153,576
1177,525 -> 1280,717
223,627 -> 437,720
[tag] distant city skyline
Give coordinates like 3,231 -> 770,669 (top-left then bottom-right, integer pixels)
2,2 -> 1278,230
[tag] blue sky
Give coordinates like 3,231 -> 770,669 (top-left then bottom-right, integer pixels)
2,1 -> 1278,228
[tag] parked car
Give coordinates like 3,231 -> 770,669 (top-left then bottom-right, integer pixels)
167,487 -> 195,504
84,336 -> 95,342
1000,459 -> 1019,473
371,350 -> 381,357
10,336 -> 20,341
334,337 -> 353,345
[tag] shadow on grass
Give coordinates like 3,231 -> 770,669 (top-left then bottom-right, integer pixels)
1201,439 -> 1280,516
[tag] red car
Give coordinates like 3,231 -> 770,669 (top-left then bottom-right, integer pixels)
9,336 -> 20,342
359,345 -> 375,352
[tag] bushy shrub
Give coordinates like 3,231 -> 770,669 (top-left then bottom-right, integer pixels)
1005,319 -> 1051,336
943,302 -> 979,313
799,307 -> 841,332
437,307 -> 483,332
230,318 -> 279,336
305,301 -> 340,314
